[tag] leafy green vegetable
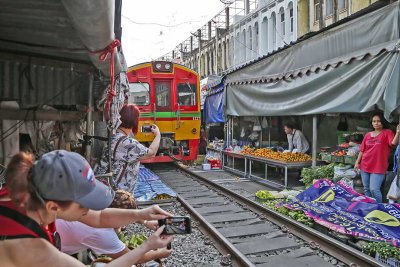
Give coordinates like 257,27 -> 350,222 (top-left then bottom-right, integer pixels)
300,163 -> 335,187
363,242 -> 400,260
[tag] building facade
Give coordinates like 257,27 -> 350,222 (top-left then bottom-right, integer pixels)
159,0 -> 381,79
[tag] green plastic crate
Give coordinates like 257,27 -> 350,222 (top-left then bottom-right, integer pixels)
344,155 -> 357,165
331,155 -> 345,163
320,153 -> 332,162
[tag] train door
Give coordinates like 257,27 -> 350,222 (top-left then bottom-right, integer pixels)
175,80 -> 200,141
154,80 -> 174,133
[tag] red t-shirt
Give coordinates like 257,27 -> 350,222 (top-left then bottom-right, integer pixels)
360,129 -> 394,174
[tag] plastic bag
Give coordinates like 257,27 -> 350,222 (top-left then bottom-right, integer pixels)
387,175 -> 400,201
337,114 -> 348,131
261,117 -> 269,128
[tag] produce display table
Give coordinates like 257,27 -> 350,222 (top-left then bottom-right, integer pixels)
246,155 -> 313,188
222,150 -> 247,177
206,148 -> 314,188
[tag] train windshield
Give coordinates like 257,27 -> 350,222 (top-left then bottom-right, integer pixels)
128,82 -> 150,105
177,83 -> 197,106
155,80 -> 171,108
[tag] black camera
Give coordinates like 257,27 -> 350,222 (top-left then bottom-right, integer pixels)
141,125 -> 153,132
158,216 -> 191,235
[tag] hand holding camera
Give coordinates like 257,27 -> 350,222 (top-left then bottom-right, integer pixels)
158,216 -> 192,235
141,124 -> 160,136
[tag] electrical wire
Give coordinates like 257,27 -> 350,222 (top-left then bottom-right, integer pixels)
122,15 -> 203,28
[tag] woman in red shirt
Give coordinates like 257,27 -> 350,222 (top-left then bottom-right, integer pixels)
354,112 -> 400,203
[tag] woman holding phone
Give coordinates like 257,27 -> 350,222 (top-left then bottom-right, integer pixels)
96,104 -> 161,192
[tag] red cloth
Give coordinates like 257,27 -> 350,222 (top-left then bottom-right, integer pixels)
0,186 -> 8,197
0,187 -> 55,243
360,129 -> 394,174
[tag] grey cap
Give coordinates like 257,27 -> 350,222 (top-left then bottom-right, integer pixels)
32,150 -> 114,210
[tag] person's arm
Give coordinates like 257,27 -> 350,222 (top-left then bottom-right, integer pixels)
140,124 -> 161,160
79,205 -> 172,228
392,124 -> 400,146
106,226 -> 173,267
136,248 -> 172,264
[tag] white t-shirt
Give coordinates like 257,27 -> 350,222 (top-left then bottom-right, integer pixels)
56,220 -> 126,255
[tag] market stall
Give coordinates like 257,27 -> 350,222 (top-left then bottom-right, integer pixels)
221,2 -> 400,187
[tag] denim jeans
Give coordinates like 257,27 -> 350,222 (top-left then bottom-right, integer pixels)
360,170 -> 385,203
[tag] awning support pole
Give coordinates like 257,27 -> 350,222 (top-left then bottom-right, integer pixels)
85,74 -> 94,162
312,115 -> 317,167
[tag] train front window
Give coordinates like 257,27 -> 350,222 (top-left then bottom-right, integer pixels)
177,83 -> 197,106
155,81 -> 171,107
128,82 -> 150,105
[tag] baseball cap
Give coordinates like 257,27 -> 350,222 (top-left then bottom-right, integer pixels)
32,150 -> 114,210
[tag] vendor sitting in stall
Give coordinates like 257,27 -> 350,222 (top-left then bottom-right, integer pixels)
284,123 -> 310,154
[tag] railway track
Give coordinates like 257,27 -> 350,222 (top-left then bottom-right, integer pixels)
148,163 -> 383,267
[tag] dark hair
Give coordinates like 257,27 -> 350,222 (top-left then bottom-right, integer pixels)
119,104 -> 140,134
6,152 -> 72,211
283,123 -> 294,130
370,112 -> 389,129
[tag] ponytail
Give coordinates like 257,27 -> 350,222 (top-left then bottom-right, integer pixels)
5,152 -> 42,209
5,152 -> 73,210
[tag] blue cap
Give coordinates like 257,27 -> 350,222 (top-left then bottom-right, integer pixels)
32,150 -> 114,210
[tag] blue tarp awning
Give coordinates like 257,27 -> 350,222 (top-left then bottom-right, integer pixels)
204,83 -> 224,124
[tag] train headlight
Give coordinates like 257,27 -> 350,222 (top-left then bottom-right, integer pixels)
165,63 -> 171,70
155,63 -> 162,70
191,128 -> 197,134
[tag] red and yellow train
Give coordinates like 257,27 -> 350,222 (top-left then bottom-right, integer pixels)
126,61 -> 201,163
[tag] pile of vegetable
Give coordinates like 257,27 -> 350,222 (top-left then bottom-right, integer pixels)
118,232 -> 148,249
255,189 -> 313,227
241,146 -> 312,162
300,163 -> 335,188
362,242 -> 400,260
259,199 -> 314,227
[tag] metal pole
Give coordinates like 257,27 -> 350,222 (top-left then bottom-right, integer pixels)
198,29 -> 202,77
268,117 -> 271,147
312,115 -> 317,167
85,73 -> 94,161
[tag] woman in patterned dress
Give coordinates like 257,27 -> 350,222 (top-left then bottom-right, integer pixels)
96,104 -> 160,192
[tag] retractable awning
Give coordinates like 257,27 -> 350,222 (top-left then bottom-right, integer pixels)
224,2 -> 400,121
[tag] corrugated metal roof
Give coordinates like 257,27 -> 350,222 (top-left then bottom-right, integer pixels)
0,53 -> 91,107
0,0 -> 124,107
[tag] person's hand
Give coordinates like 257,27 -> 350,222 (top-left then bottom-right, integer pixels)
152,247 -> 172,259
139,205 -> 173,221
151,124 -> 160,136
143,220 -> 159,231
396,124 -> 400,134
143,225 -> 173,251
354,162 -> 360,172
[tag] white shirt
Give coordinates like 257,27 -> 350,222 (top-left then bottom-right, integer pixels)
56,220 -> 126,255
287,129 -> 310,153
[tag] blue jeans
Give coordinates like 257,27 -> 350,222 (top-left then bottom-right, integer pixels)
360,170 -> 385,203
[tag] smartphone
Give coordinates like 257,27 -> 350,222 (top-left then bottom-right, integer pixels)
158,216 -> 191,235
141,125 -> 153,133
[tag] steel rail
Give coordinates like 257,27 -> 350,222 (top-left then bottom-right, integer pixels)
177,194 -> 256,267
176,163 -> 383,267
